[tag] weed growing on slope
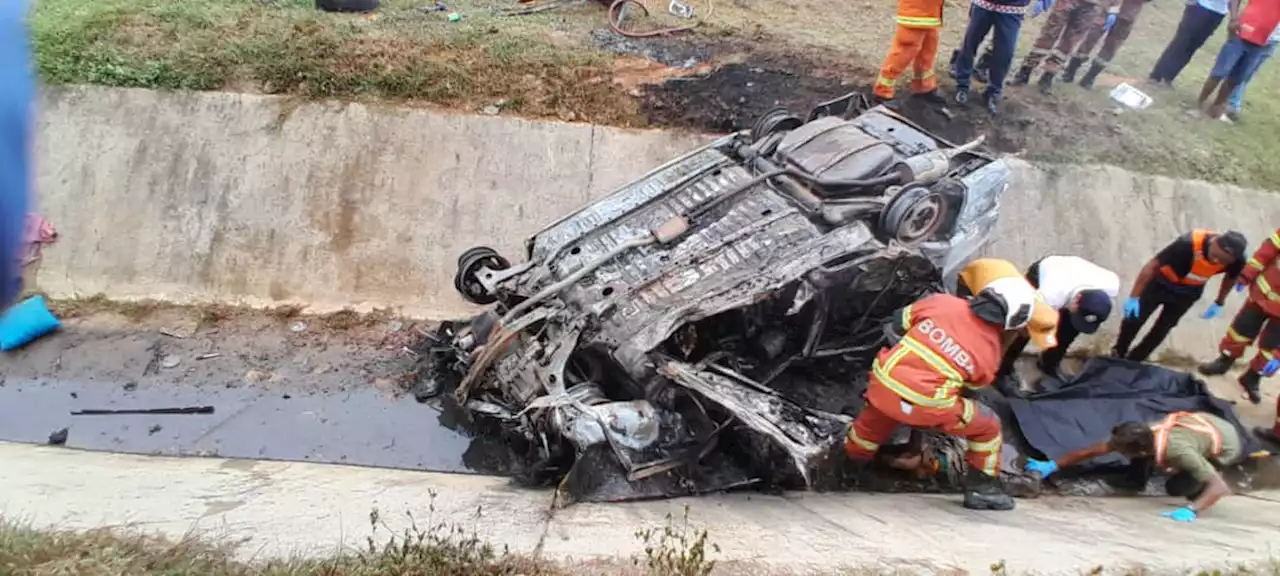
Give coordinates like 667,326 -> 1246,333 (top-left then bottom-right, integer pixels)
633,504 -> 719,576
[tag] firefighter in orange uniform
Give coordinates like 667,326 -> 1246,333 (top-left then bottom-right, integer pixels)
1200,229 -> 1280,418
844,278 -> 1040,510
875,0 -> 950,104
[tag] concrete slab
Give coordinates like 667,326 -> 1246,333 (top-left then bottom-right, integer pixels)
2,442 -> 1278,573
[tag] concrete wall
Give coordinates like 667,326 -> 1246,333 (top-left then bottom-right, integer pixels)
32,85 -> 1278,361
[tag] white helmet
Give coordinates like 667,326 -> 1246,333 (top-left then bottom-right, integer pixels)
976,277 -> 1036,330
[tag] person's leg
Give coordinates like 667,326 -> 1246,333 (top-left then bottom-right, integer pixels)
1234,316 -> 1280,405
911,28 -> 942,96
955,6 -> 997,97
1040,2 -> 1104,92
986,12 -> 1023,103
1150,3 -> 1200,82
844,400 -> 901,460
1210,43 -> 1264,117
1170,6 -> 1225,83
938,399 -> 1013,510
1081,15 -> 1135,87
876,25 -> 924,100
1228,42 -> 1275,114
1128,292 -> 1197,362
1038,308 -> 1080,375
1113,285 -> 1161,357
998,333 -> 1031,378
1015,0 -> 1076,83
1202,37 -> 1243,111
1066,13 -> 1107,82
1202,300 -> 1267,373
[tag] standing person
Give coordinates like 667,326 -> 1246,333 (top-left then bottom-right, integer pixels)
1149,0 -> 1241,87
1064,0 -> 1152,89
956,258 -> 1061,391
1024,411 -> 1244,523
1199,228 -> 1280,407
0,0 -> 31,311
1194,0 -> 1280,118
954,0 -> 1050,113
845,279 -> 1040,511
874,0 -> 949,105
1225,28 -> 1279,121
1013,255 -> 1119,382
1010,0 -> 1118,93
1113,230 -> 1248,363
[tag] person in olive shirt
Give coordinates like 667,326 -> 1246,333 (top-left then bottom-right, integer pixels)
1113,230 -> 1247,362
1024,411 -> 1243,523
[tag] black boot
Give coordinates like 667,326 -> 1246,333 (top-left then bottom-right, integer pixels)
1062,57 -> 1085,83
1079,62 -> 1105,89
954,88 -> 970,106
963,468 -> 1015,511
1240,371 -> 1263,405
983,92 -> 999,116
1037,71 -> 1057,95
912,90 -> 949,105
1198,352 -> 1236,376
974,48 -> 993,84
1010,65 -> 1033,86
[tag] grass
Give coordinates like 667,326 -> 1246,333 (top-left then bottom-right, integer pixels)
26,0 -> 1280,188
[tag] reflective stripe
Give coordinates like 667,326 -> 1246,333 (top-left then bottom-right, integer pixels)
1264,349 -> 1276,361
846,427 -> 880,452
902,305 -> 913,330
876,74 -> 897,87
969,436 -> 1002,453
901,336 -> 964,381
1160,230 -> 1224,286
1248,257 -> 1265,270
1271,231 -> 1280,248
1228,327 -> 1252,343
895,15 -> 941,26
1259,277 -> 1280,301
968,434 -> 1003,476
916,69 -> 936,80
1152,412 -> 1223,468
872,349 -> 959,409
955,398 -> 975,430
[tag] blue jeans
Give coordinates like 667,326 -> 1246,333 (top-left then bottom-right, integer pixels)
1150,3 -> 1225,83
0,1 -> 32,309
955,5 -> 1024,98
1228,41 -> 1277,113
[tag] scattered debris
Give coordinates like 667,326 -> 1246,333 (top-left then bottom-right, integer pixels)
159,318 -> 200,339
1110,83 -> 1153,110
161,355 -> 182,369
482,105 -> 500,115
290,321 -> 308,333
448,11 -> 462,21
609,0 -> 706,38
148,424 -> 163,435
196,353 -> 222,360
244,369 -> 273,384
69,392 -> 77,399
387,320 -> 404,333
123,381 -> 138,392
47,427 -> 68,446
20,213 -> 57,267
668,0 -> 694,18
71,406 -> 216,416
419,1 -> 447,12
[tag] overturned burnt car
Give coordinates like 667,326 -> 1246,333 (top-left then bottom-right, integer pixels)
417,93 -> 1027,502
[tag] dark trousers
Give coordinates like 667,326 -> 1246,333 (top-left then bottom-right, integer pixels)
1112,281 -> 1199,362
997,259 -> 1079,376
1149,3 -> 1225,83
955,5 -> 1025,97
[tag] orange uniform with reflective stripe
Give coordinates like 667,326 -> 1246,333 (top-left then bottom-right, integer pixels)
1151,412 -> 1223,469
846,293 -> 1006,477
1241,228 -> 1280,318
1159,229 -> 1227,287
874,0 -> 946,99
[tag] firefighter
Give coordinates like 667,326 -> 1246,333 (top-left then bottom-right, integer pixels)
874,0 -> 949,105
1064,0 -> 1152,89
1113,229 -> 1248,363
1025,411 -> 1243,523
844,277 -> 1040,510
1199,228 -> 1280,411
956,258 -> 1061,393
1010,0 -> 1120,94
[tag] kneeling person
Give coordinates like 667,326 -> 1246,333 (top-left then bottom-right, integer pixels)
1024,411 -> 1241,522
957,258 -> 1061,390
845,278 -> 1040,511
1021,255 -> 1119,380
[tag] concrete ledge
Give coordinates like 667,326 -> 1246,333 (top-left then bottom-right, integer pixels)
32,85 -> 1280,360
1,442 -> 1277,573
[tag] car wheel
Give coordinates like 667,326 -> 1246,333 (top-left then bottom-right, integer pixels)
454,246 -> 510,305
315,0 -> 380,13
880,184 -> 945,244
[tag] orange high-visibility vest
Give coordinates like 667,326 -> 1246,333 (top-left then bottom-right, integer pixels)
1159,230 -> 1227,287
1151,412 -> 1223,469
895,0 -> 944,28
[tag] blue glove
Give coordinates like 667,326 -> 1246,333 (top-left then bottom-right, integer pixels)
1124,297 -> 1141,319
1201,303 -> 1223,320
1237,282 -> 1248,293
1024,458 -> 1059,478
1103,13 -> 1118,31
1162,507 -> 1197,523
1032,0 -> 1055,17
1264,358 -> 1280,377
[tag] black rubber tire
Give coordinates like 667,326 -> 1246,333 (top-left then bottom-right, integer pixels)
454,247 -> 511,305
316,0 -> 380,13
879,185 -> 946,244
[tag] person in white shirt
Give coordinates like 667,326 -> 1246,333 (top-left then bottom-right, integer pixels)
1001,255 -> 1120,388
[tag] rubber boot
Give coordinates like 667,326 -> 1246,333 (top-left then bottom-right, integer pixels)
1037,71 -> 1057,95
963,468 -> 1015,511
1079,62 -> 1105,89
1010,65 -> 1033,86
1254,425 -> 1280,446
974,48 -> 993,84
1062,57 -> 1085,83
1198,352 -> 1236,376
983,92 -> 999,116
1240,370 -> 1263,405
954,88 -> 970,106
912,90 -> 949,105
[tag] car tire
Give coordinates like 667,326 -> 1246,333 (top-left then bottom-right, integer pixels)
315,0 -> 380,13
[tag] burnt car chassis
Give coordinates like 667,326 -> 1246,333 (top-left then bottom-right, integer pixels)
413,93 -> 1035,503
